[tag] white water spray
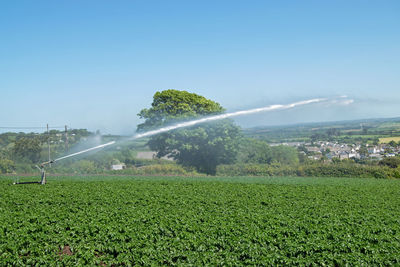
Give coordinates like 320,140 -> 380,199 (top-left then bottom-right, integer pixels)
54,141 -> 116,162
132,98 -> 327,139
53,97 -> 351,162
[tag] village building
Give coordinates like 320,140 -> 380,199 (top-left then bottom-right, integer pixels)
111,163 -> 126,170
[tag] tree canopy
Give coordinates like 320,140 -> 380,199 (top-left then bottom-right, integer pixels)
379,157 -> 400,168
137,89 -> 241,174
137,89 -> 224,131
237,138 -> 299,165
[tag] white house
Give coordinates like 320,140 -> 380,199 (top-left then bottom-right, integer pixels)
111,163 -> 126,170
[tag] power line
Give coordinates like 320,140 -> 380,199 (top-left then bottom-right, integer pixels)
0,126 -> 65,129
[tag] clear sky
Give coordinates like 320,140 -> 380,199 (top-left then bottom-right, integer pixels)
1,0 -> 399,134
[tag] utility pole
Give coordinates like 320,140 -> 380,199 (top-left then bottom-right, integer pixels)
47,124 -> 51,167
65,125 -> 68,151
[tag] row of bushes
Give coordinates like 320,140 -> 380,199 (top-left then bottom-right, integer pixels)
216,163 -> 400,179
3,158 -> 400,179
107,164 -> 201,176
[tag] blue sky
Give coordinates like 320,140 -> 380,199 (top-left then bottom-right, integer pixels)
1,1 -> 399,134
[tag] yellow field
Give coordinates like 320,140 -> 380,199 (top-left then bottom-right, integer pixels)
379,136 -> 400,144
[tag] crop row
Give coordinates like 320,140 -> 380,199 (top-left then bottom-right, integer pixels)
0,176 -> 399,265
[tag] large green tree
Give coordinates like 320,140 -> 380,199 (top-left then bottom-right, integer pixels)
137,89 -> 241,174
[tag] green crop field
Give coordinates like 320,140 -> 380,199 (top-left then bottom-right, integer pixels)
1,176 -> 399,265
379,136 -> 400,144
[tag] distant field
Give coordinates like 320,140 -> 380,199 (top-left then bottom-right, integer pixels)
379,136 -> 400,143
1,176 -> 399,265
342,134 -> 381,139
377,122 -> 400,129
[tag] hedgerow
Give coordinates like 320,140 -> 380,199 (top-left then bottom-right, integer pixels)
216,163 -> 400,178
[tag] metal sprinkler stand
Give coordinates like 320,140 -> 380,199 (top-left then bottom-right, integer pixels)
38,160 -> 54,185
13,160 -> 54,185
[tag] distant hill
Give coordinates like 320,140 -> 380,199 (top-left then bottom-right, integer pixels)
243,117 -> 400,143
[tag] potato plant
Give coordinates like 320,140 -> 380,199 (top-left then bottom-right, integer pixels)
0,176 -> 399,265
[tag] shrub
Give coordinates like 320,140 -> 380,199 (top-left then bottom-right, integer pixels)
0,158 -> 15,173
71,160 -> 98,174
216,162 -> 397,179
379,157 -> 400,168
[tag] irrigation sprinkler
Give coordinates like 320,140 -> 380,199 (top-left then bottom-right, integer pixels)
38,160 -> 54,185
13,141 -> 115,185
13,160 -> 54,185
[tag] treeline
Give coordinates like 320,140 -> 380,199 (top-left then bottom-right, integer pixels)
2,129 -> 400,179
0,129 -> 94,173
